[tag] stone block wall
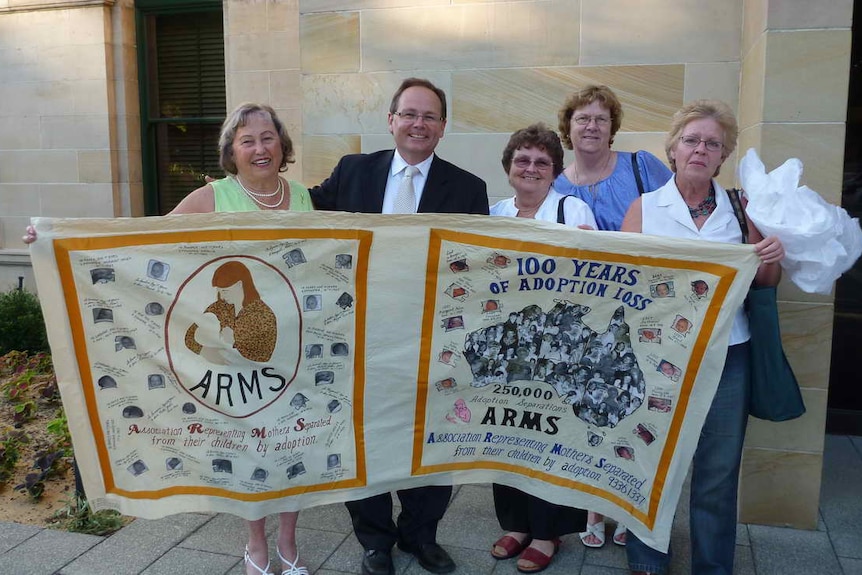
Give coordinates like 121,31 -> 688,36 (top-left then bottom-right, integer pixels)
294,0 -> 743,201
736,0 -> 852,528
0,0 -> 139,290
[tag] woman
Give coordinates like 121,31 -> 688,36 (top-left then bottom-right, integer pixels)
556,85 -> 672,232
620,99 -> 784,575
489,124 -> 594,573
178,103 -> 312,575
556,84 -> 674,548
491,124 -> 596,228
185,260 -> 278,365
23,103 -> 310,574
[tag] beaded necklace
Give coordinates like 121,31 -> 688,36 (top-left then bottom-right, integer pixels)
687,185 -> 716,219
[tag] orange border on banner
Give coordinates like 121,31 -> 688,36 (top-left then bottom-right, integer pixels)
412,230 -> 739,527
53,228 -> 372,501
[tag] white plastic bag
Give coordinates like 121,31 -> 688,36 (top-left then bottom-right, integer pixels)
738,148 -> 862,294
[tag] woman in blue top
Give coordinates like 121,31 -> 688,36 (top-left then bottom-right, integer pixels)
554,85 -> 672,549
555,85 -> 672,232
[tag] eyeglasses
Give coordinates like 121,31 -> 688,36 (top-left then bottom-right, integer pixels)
393,111 -> 444,124
512,157 -> 553,170
679,135 -> 724,152
573,115 -> 611,126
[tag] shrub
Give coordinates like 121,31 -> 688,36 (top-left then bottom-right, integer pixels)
50,494 -> 126,536
47,410 -> 73,457
0,429 -> 28,486
0,290 -> 49,356
15,450 -> 67,501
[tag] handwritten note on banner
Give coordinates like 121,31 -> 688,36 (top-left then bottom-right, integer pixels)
29,211 -> 759,551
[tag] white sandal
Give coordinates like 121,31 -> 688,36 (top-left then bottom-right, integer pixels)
612,523 -> 627,546
579,520 -> 606,548
277,546 -> 310,575
244,545 -> 274,575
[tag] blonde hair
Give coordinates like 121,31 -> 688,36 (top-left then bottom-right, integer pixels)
665,99 -> 737,176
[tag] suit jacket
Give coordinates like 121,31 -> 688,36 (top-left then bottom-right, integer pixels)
309,149 -> 489,215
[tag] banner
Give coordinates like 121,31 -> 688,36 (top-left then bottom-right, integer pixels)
29,211 -> 759,551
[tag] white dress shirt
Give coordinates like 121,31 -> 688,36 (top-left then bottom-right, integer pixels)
382,151 -> 434,214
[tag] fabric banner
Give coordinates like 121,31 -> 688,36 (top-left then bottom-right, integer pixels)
29,211 -> 759,551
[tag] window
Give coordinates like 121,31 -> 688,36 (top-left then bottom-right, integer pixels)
136,0 -> 226,215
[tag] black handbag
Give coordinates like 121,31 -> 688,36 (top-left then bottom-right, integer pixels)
727,188 -> 806,421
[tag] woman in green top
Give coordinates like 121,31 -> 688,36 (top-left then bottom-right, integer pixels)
170,102 -> 312,216
171,102 -> 311,575
22,104 -> 311,575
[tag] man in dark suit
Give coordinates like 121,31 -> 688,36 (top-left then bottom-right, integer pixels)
310,78 -> 488,575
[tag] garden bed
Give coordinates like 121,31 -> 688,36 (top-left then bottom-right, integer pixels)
0,351 -> 76,526
0,351 -> 128,534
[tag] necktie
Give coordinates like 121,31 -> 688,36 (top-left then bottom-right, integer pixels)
392,166 -> 419,214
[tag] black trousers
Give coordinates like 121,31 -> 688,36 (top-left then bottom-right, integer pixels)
493,484 -> 586,540
346,485 -> 453,551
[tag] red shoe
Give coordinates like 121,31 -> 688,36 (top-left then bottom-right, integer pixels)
491,534 -> 531,560
516,538 -> 560,573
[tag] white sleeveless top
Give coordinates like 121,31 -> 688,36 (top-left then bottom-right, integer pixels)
490,187 -> 597,228
641,177 -> 750,345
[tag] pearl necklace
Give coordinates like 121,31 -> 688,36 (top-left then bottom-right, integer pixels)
235,175 -> 285,209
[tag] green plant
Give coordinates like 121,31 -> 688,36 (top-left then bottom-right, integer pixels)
11,400 -> 37,425
38,376 -> 60,403
15,473 -> 45,500
0,290 -> 49,356
2,378 -> 26,402
1,368 -> 34,402
1,350 -> 52,377
0,429 -> 28,485
1,351 -> 58,408
31,352 -> 52,374
50,493 -> 126,535
0,350 -> 29,373
46,410 -> 73,457
15,450 -> 66,500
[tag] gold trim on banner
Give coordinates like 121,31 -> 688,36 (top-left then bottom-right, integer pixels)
53,228 -> 373,501
412,229 -> 738,528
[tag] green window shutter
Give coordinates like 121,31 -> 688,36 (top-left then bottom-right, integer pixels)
138,5 -> 226,215
154,13 -> 225,118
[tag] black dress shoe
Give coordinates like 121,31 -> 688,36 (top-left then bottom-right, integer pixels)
397,542 -> 456,574
361,549 -> 394,575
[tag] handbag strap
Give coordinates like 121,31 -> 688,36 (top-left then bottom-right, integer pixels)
631,151 -> 645,195
559,151 -> 642,222
557,195 -> 569,224
726,187 -> 750,244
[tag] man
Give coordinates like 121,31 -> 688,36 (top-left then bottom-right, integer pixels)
310,78 -> 488,575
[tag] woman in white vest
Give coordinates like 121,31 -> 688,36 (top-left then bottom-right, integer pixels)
620,100 -> 784,575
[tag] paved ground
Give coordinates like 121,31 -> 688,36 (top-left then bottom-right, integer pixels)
0,434 -> 860,575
